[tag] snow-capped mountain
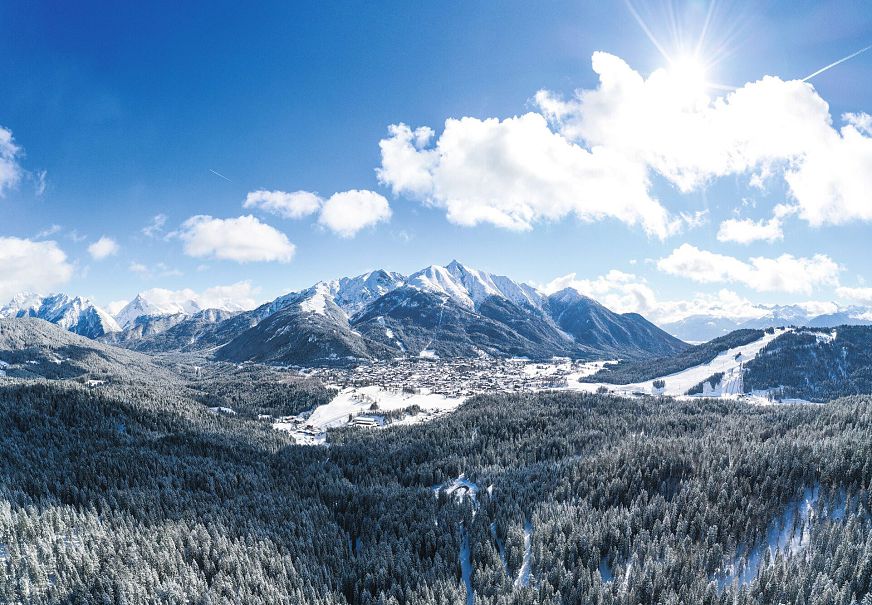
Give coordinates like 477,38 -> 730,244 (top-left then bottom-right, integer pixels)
5,262 -> 691,364
114,294 -> 202,329
122,261 -> 687,364
329,269 -> 405,317
113,290 -> 253,330
406,261 -> 544,310
0,293 -> 121,338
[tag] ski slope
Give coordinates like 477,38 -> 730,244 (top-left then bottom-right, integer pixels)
274,385 -> 465,445
573,328 -> 789,398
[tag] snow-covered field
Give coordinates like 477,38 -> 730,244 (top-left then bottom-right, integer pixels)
571,328 -> 789,399
273,385 -> 465,445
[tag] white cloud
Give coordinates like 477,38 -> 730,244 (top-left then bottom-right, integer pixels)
35,224 -> 62,239
106,300 -> 129,316
317,189 -> 392,237
541,269 -> 658,314
87,236 -> 120,260
178,215 -> 295,263
539,269 -> 766,324
657,244 -> 840,294
136,281 -> 260,312
34,170 -> 47,197
129,261 -> 149,275
717,217 -> 783,244
0,237 -> 74,301
374,52 -> 872,237
142,214 -> 168,238
536,52 -> 872,229
243,190 -> 323,219
0,126 -> 22,196
836,286 -> 872,306
378,116 -> 675,238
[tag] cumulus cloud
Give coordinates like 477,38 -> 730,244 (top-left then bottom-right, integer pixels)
541,269 -> 658,314
378,52 -> 872,237
244,190 -> 323,219
87,236 -> 120,260
178,215 -> 295,263
244,188 -> 391,237
0,237 -> 74,301
378,117 -> 675,238
137,281 -> 261,312
657,244 -> 840,294
537,52 -> 872,228
317,189 -> 392,237
717,217 -> 783,244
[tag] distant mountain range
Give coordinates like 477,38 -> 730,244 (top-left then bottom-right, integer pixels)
0,261 -> 688,365
123,261 -> 688,364
8,261 -> 870,366
662,305 -> 872,342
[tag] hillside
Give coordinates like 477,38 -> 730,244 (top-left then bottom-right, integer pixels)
742,326 -> 872,402
581,328 -> 766,385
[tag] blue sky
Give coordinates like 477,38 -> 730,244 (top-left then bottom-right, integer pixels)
2,1 -> 872,323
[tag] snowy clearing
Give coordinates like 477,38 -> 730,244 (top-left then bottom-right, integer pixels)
273,385 -> 465,446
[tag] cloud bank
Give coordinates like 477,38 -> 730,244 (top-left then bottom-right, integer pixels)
378,51 -> 872,238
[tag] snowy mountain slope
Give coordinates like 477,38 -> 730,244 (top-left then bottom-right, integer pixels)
214,286 -> 393,365
575,328 -> 787,397
114,294 -> 201,329
329,269 -> 405,317
0,317 -> 168,381
0,293 -> 120,338
99,261 -> 688,364
547,288 -> 687,358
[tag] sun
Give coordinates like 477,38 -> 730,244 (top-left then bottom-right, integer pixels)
668,55 -> 706,94
667,55 -> 709,98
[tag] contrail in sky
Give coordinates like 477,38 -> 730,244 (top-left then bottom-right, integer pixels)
802,44 -> 872,81
209,168 -> 233,182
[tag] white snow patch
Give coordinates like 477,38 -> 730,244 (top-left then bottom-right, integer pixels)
514,520 -> 533,589
274,385 -> 464,446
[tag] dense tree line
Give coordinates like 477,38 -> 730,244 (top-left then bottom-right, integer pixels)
583,329 -> 765,385
1,370 -> 871,604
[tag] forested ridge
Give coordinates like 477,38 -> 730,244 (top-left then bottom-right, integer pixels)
581,329 -> 766,385
1,364 -> 872,604
743,326 -> 872,402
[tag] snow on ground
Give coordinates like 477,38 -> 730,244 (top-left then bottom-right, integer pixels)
716,484 -> 845,589
300,285 -> 330,316
459,524 -> 474,605
514,520 -> 534,589
572,328 -> 789,398
273,385 -> 465,445
436,474 -> 480,508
